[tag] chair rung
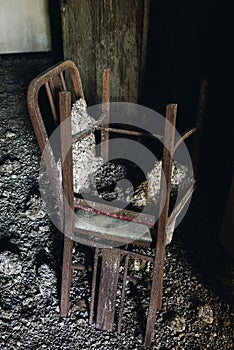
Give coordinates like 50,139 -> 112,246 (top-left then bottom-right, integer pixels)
72,264 -> 91,271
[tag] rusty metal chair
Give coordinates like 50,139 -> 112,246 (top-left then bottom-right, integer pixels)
27,60 -> 207,347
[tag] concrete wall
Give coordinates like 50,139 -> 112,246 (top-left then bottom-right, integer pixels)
0,0 -> 51,54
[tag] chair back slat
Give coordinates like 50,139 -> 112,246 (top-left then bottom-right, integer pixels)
48,75 -> 65,120
45,81 -> 58,123
27,60 -> 85,230
60,71 -> 67,91
27,60 -> 84,153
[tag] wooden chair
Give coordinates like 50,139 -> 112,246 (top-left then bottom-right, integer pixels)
27,60 -> 206,347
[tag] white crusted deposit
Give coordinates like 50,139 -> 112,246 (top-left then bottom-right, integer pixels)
131,160 -> 194,208
71,98 -> 103,193
65,98 -> 193,208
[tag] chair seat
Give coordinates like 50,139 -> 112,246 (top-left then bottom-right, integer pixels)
74,208 -> 152,244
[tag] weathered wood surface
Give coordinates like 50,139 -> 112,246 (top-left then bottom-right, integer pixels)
96,249 -> 121,331
61,0 -> 150,104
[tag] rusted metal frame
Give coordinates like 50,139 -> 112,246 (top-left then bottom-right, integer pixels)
71,111 -> 106,143
27,82 -> 64,228
72,264 -> 87,271
154,104 -> 177,311
96,249 -> 122,331
144,104 -> 177,347
72,123 -> 163,146
89,248 -> 154,332
117,250 -> 154,334
191,78 -> 209,176
95,246 -> 154,263
59,91 -> 75,317
89,248 -> 99,325
119,249 -> 154,263
27,61 -> 85,227
49,74 -> 63,95
74,198 -> 155,227
51,61 -> 83,98
97,125 -> 164,140
73,229 -> 128,248
101,68 -> 111,162
72,126 -> 98,143
28,60 -> 84,102
60,71 -> 67,91
117,255 -> 129,334
167,184 -> 194,228
65,60 -> 84,100
45,81 -> 58,123
71,106 -> 163,145
60,236 -> 73,317
27,61 -> 84,154
27,60 -> 85,317
173,127 -> 197,154
47,75 -> 65,121
124,236 -> 152,248
27,83 -> 51,154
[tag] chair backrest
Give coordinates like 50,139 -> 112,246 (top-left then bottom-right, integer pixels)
27,61 -> 84,228
27,60 -> 84,154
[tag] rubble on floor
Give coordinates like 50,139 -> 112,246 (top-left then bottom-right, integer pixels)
0,54 -> 233,350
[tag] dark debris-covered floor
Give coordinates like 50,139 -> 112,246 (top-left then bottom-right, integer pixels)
0,53 -> 233,350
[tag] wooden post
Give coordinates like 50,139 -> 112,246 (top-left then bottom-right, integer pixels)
61,0 -> 150,104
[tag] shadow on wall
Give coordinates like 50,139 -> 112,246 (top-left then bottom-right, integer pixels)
48,0 -> 63,61
143,0 -> 234,250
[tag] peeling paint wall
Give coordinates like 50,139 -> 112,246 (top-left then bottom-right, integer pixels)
0,0 -> 51,54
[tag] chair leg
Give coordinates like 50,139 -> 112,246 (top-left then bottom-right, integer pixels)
60,236 -> 73,317
89,248 -> 99,325
144,103 -> 177,347
157,278 -> 163,311
143,257 -> 164,347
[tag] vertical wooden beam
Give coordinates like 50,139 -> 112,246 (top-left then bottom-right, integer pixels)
61,0 -> 150,104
